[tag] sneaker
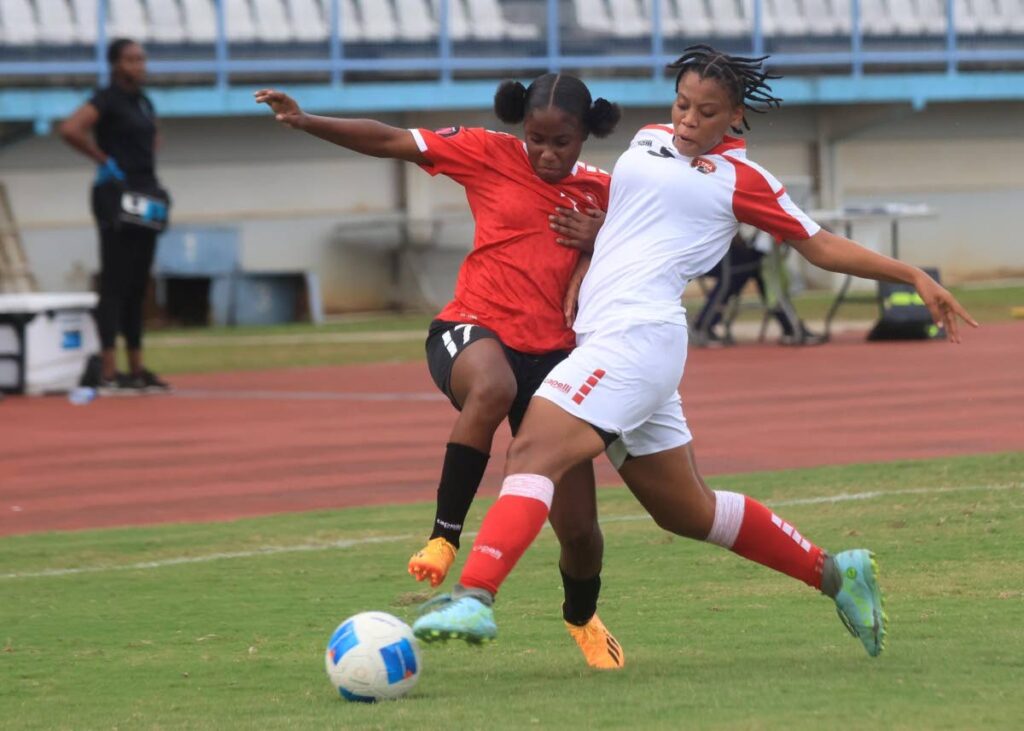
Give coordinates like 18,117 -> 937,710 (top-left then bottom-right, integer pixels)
131,369 -> 173,394
97,373 -> 140,397
79,354 -> 103,388
408,537 -> 457,588
412,594 -> 497,645
565,613 -> 624,669
833,549 -> 888,657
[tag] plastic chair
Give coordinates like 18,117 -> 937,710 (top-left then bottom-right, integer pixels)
36,0 -> 78,44
109,0 -> 150,41
180,0 -> 217,43
356,0 -> 398,40
573,0 -> 614,33
395,0 -> 436,40
252,0 -> 293,41
287,0 -> 328,42
147,0 -> 187,43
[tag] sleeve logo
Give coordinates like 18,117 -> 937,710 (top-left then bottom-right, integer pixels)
691,157 -> 717,175
435,126 -> 462,137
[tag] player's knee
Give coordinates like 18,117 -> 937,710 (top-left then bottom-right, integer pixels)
557,520 -> 603,558
461,375 -> 517,422
505,431 -> 545,474
651,508 -> 708,539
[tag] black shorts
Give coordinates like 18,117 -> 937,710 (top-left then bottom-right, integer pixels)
425,319 -> 571,435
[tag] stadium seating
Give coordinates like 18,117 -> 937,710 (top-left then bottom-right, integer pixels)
1,0 -> 1021,58
431,0 -> 471,41
465,0 -> 538,40
395,0 -> 435,41
573,0 -> 614,34
224,0 -> 257,42
252,0 -> 293,42
109,0 -> 149,41
0,0 -> 39,45
146,0 -> 186,44
179,0 -> 217,43
356,0 -> 398,41
674,0 -> 713,38
286,0 -> 327,42
69,0 -> 98,44
36,0 -> 77,44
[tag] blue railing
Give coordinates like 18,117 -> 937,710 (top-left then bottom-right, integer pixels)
1,0 -> 1023,88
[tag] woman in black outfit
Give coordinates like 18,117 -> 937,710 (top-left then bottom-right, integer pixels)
60,38 -> 170,393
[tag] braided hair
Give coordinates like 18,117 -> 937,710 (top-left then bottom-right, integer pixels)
667,45 -> 782,134
493,73 -> 621,138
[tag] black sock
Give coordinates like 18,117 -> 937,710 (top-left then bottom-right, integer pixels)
560,567 -> 601,626
429,442 -> 490,549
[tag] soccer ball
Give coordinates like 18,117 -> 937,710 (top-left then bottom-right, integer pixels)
325,611 -> 421,702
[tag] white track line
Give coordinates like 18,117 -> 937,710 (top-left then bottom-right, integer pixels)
151,330 -> 424,347
1,482 -> 1018,581
173,389 -> 447,402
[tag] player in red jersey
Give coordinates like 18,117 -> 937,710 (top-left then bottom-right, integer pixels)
256,74 -> 626,668
412,47 -> 978,659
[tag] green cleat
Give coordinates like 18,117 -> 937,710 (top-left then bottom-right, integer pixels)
412,594 -> 497,645
833,549 -> 888,657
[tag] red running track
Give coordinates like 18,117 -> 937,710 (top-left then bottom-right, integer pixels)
1,324 -> 1021,536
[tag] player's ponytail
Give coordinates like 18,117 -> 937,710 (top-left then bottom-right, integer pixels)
493,79 -> 529,124
584,97 -> 621,138
496,73 -> 620,139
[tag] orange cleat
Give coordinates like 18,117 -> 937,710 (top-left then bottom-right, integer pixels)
565,613 -> 625,670
407,537 -> 457,588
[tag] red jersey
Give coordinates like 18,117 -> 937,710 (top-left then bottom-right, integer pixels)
411,126 -> 611,353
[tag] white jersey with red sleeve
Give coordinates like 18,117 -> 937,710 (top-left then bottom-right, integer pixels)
572,124 -> 819,334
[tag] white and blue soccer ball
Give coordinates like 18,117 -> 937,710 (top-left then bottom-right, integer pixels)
325,611 -> 422,702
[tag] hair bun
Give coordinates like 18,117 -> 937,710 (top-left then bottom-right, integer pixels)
493,80 -> 528,124
585,98 -> 622,138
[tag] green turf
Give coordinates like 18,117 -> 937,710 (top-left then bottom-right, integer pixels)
2,452 -> 1022,730
139,284 -> 1024,375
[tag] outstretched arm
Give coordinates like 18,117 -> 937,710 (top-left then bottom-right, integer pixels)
788,228 -> 978,342
254,89 -> 428,165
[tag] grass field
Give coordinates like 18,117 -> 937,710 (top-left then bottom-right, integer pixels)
2,452 -> 1022,730
140,284 -> 1024,375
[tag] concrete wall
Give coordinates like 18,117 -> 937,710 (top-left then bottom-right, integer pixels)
3,100 -> 1023,312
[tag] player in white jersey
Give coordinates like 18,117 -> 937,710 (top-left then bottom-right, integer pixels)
413,46 -> 978,660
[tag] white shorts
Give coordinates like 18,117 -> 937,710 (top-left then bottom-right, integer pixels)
534,320 -> 693,469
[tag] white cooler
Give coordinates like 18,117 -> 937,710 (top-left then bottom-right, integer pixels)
0,293 -> 100,395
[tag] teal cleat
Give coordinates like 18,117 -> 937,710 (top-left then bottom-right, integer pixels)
832,549 -> 888,657
412,594 -> 497,645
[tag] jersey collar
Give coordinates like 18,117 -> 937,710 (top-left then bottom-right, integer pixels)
705,135 -> 746,155
519,141 -> 579,180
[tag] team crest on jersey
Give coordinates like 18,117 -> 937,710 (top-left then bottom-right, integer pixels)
691,157 -> 716,175
435,126 -> 461,137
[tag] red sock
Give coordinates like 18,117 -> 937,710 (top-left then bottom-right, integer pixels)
707,491 -> 826,590
459,474 -> 554,596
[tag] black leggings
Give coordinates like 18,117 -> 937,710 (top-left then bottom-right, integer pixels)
96,225 -> 157,350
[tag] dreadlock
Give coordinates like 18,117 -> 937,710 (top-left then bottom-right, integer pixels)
666,44 -> 782,134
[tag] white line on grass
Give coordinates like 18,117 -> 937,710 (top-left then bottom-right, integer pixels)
1,482 -> 1018,581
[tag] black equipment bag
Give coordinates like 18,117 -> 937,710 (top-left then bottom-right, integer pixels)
867,266 -> 944,341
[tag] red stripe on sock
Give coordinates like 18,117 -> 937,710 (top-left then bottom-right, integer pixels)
730,496 -> 825,590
